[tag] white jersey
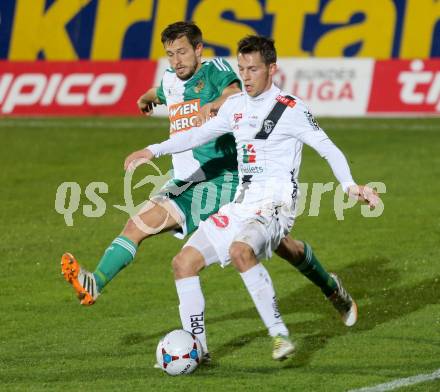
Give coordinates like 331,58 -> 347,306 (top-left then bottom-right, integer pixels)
149,84 -> 355,211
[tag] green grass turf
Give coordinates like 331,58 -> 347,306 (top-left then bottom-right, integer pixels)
1,117 -> 439,391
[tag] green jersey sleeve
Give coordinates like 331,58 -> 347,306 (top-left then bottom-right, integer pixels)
207,58 -> 242,94
156,79 -> 166,104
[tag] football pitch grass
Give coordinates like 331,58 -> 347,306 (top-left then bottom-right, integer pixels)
1,117 -> 439,391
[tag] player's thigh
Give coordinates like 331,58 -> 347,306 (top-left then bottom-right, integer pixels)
233,220 -> 269,260
183,225 -> 222,268
186,208 -> 243,266
229,241 -> 258,272
123,199 -> 181,239
170,173 -> 238,236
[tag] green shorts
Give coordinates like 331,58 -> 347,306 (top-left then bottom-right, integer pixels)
156,170 -> 238,238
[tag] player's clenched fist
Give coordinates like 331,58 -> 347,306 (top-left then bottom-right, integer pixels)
124,149 -> 154,171
137,88 -> 161,116
137,96 -> 156,116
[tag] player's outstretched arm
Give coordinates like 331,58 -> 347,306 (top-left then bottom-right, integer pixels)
123,125 -> 217,172
287,101 -> 380,209
305,138 -> 380,208
124,112 -> 231,171
125,97 -> 233,171
137,87 -> 162,116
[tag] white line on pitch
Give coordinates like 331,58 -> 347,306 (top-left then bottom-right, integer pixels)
347,368 -> 440,392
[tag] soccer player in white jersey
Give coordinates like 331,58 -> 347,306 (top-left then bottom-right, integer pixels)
124,35 -> 380,361
61,23 -> 360,360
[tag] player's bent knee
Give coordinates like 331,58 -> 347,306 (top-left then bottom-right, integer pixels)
229,241 -> 253,261
229,242 -> 256,272
172,248 -> 205,279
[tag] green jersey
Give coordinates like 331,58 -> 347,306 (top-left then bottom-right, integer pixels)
156,58 -> 240,181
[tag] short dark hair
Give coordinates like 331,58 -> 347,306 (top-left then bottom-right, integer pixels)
161,21 -> 202,49
237,35 -> 277,65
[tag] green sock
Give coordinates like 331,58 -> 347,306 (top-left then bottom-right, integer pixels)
93,236 -> 138,291
294,242 -> 337,297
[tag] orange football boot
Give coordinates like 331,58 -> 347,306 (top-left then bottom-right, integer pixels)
61,252 -> 99,306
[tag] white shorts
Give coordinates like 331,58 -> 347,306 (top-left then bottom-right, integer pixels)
184,202 -> 295,267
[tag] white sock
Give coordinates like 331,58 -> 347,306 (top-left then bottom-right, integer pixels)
240,263 -> 289,337
175,276 -> 208,353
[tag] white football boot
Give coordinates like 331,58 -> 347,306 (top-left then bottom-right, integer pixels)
328,273 -> 358,327
272,334 -> 295,360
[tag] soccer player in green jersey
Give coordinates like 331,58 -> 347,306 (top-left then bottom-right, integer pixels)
61,24 -> 356,351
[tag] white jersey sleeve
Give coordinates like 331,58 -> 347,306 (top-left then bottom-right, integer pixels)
288,100 -> 356,192
147,102 -> 233,158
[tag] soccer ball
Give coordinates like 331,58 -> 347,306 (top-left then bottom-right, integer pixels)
156,329 -> 203,376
